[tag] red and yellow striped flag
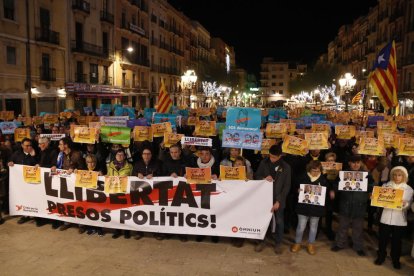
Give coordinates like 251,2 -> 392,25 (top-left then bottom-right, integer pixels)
368,40 -> 398,110
351,89 -> 365,104
156,80 -> 172,113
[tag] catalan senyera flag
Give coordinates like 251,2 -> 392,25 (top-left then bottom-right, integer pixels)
368,40 -> 398,110
351,89 -> 365,104
156,80 -> 172,113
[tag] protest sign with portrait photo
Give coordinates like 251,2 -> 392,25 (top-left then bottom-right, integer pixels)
151,122 -> 172,138
164,133 -> 184,148
335,125 -> 356,140
338,171 -> 368,192
195,120 -> 216,137
104,176 -> 128,194
298,184 -> 326,206
281,135 -> 309,156
73,126 -> 97,144
357,137 -> 385,156
133,126 -> 153,142
304,132 -> 329,150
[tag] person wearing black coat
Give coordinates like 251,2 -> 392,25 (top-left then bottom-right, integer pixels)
7,138 -> 38,225
331,155 -> 374,256
132,147 -> 162,178
161,144 -> 191,177
291,160 -> 333,255
38,137 -> 58,168
254,144 -> 291,254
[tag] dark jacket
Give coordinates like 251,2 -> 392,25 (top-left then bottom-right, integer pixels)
163,157 -> 189,177
255,158 -> 291,208
335,170 -> 374,218
39,146 -> 58,168
132,159 -> 162,177
295,173 -> 330,217
192,158 -> 220,177
62,150 -> 86,170
10,150 -> 38,166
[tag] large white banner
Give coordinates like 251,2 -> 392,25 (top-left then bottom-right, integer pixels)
9,165 -> 272,239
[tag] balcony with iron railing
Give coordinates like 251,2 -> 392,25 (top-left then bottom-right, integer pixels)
89,73 -> 99,84
71,40 -> 107,57
159,41 -> 170,51
35,27 -> 60,45
39,67 -> 56,82
72,0 -> 90,14
100,10 -> 114,24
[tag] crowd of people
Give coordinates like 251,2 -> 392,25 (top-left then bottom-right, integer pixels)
0,111 -> 413,270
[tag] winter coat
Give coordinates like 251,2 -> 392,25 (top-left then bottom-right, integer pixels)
255,158 -> 291,208
295,173 -> 330,217
107,161 -> 133,177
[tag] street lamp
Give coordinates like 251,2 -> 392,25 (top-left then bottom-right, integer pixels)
181,69 -> 197,107
339,72 -> 356,112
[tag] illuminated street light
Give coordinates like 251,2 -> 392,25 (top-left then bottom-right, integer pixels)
181,69 -> 198,107
339,73 -> 356,112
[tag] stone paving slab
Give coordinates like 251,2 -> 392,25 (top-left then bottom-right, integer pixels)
0,217 -> 413,275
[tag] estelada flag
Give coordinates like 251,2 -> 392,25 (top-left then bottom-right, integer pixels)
368,40 -> 398,110
156,80 -> 172,114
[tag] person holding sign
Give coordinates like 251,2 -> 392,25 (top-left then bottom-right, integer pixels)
108,149 -> 132,240
291,160 -> 331,255
220,148 -> 253,179
254,144 -> 291,254
8,138 -> 38,225
374,166 -> 413,269
331,155 -> 373,257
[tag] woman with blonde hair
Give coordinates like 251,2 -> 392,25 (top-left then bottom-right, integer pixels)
374,166 -> 413,269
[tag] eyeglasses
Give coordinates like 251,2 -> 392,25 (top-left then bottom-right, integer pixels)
23,144 -> 32,147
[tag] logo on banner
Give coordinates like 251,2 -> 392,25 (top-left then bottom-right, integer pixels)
232,226 -> 238,233
15,204 -> 38,213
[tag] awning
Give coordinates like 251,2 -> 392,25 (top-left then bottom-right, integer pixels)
75,93 -> 121,99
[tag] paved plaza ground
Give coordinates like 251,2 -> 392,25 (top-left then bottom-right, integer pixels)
1,216 -> 413,276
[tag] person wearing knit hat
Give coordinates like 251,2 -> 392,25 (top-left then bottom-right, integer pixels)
374,166 -> 414,269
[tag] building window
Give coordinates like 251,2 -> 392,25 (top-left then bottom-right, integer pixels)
279,82 -> 284,86
271,82 -> 276,86
90,63 -> 98,84
4,0 -> 15,20
6,46 -> 16,65
279,90 -> 284,94
280,67 -> 284,71
271,75 -> 276,78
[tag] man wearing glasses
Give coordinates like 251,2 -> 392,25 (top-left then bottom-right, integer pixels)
8,138 -> 38,224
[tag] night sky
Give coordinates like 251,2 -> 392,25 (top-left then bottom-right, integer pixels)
168,0 -> 378,78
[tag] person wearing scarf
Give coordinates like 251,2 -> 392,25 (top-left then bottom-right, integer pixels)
374,166 -> 413,269
195,147 -> 219,179
291,160 -> 332,255
107,149 -> 132,239
107,149 -> 132,177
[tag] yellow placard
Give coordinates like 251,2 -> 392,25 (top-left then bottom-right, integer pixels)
133,126 -> 153,142
59,112 -> 72,119
286,123 -> 296,134
104,176 -> 128,194
14,128 -> 31,142
164,133 -> 184,148
357,137 -> 385,156
261,139 -> 277,154
377,121 -> 397,134
33,116 -> 43,126
282,135 -> 309,156
380,133 -> 400,149
73,127 -> 96,144
187,116 -> 197,126
0,111 -> 14,121
194,120 -> 216,137
196,108 -> 212,117
355,130 -> 375,142
311,124 -> 330,134
371,186 -> 404,209
23,166 -> 41,184
43,114 -> 59,124
185,167 -> 212,184
151,122 -> 172,138
304,132 -> 329,150
397,137 -> 414,156
335,125 -> 356,140
220,165 -> 246,180
321,162 -> 343,174
75,170 -> 98,189
265,123 -> 287,138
